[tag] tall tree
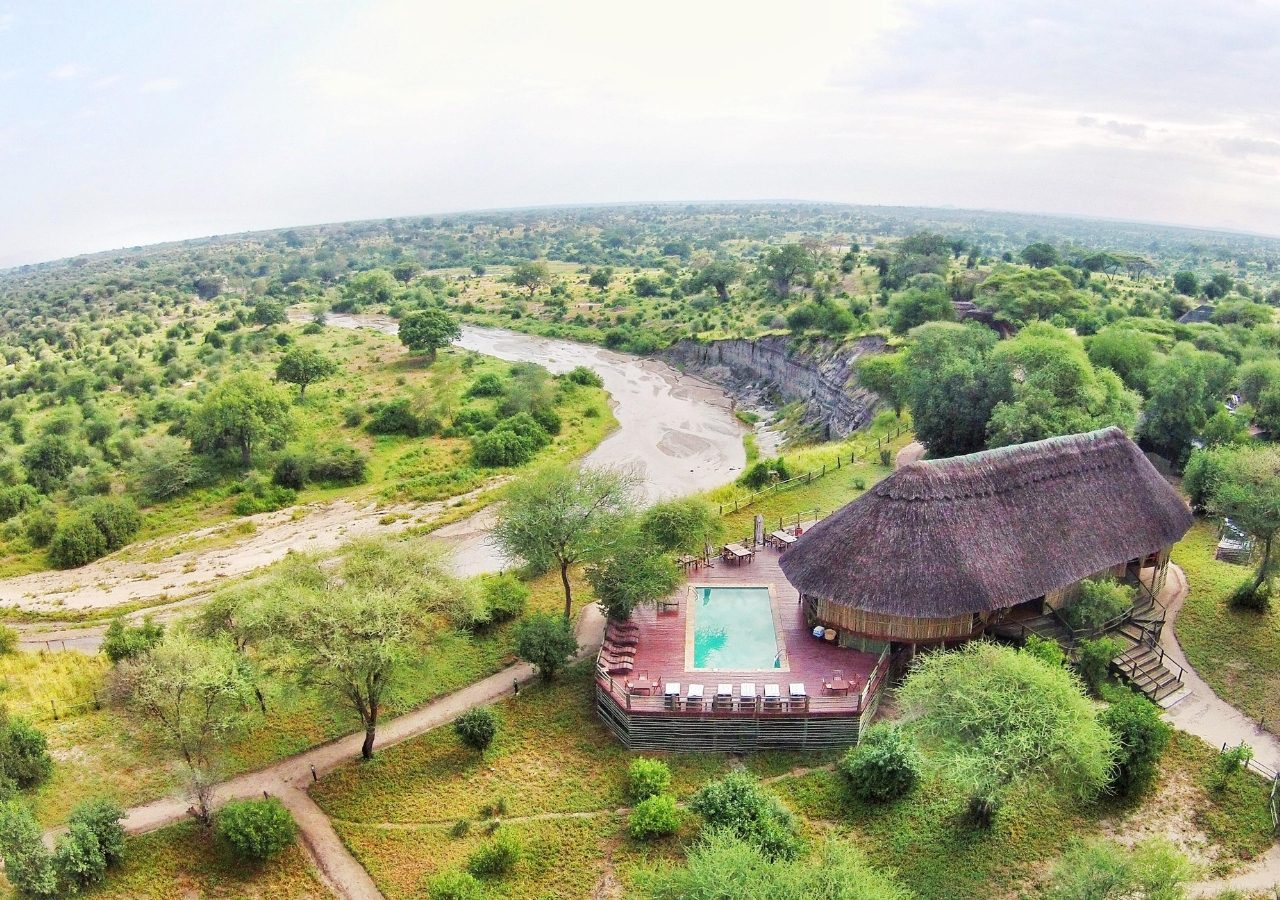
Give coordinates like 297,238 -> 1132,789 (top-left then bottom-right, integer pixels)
1173,271 -> 1199,296
397,308 -> 461,362
112,633 -> 257,824
586,526 -> 681,621
856,354 -> 908,417
510,261 -> 551,300
757,244 -> 816,299
689,257 -> 744,303
1205,445 -> 1280,597
275,346 -> 337,400
187,373 -> 293,468
902,323 -> 1011,458
492,466 -> 636,619
1019,242 -> 1060,268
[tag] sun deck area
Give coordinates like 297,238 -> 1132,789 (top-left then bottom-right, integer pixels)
595,545 -> 890,751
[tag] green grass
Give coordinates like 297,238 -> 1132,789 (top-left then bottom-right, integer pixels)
78,821 -> 324,899
0,649 -> 109,722
1173,519 -> 1280,734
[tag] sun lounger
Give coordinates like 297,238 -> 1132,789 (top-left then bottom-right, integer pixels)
686,683 -> 704,710
713,684 -> 733,711
763,683 -> 782,711
790,683 -> 808,712
739,682 -> 758,711
605,627 -> 639,646
604,660 -> 633,675
664,682 -> 681,710
602,642 -> 635,657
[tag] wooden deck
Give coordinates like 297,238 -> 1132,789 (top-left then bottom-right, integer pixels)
595,544 -> 889,750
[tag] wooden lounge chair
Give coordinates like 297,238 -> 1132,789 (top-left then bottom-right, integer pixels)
604,660 -> 633,676
685,684 -> 704,711
739,683 -> 758,712
713,684 -> 733,711
663,683 -> 681,710
602,642 -> 636,657
762,683 -> 782,711
790,683 -> 808,712
605,628 -> 639,646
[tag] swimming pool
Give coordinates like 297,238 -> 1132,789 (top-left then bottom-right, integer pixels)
688,586 -> 784,670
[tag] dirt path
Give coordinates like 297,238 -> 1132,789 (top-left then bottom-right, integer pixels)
51,605 -> 606,899
1157,564 -> 1280,895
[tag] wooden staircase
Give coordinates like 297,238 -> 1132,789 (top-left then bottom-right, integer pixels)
1111,639 -> 1185,703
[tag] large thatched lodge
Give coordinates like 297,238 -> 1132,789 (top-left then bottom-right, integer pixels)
595,426 -> 1193,751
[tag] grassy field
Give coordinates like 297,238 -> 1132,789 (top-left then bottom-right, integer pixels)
80,821 -> 326,899
1173,519 -> 1280,735
311,662 -> 1274,900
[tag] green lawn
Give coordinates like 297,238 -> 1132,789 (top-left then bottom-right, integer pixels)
1173,519 -> 1280,735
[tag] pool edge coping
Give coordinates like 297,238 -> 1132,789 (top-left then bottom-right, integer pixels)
682,583 -> 791,675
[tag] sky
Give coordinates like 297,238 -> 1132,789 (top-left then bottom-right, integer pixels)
1,0 -> 1279,268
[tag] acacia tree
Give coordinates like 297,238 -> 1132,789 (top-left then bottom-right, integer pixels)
689,257 -> 743,303
112,633 -> 257,824
492,466 -> 637,620
1205,445 -> 1280,599
398,308 -> 461,362
187,373 -> 293,468
283,586 -> 421,759
586,526 -> 681,621
275,346 -> 337,400
510,261 -> 550,300
897,642 -> 1115,825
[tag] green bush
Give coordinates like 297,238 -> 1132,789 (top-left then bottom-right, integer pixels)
452,407 -> 498,435
629,794 -> 682,839
737,456 -> 791,489
628,758 -> 672,802
467,373 -> 505,397
1062,579 -> 1133,630
688,772 -> 803,861
215,797 -> 298,861
48,513 -> 108,569
66,798 -> 125,867
566,366 -> 603,387
478,573 -> 528,624
465,828 -> 521,878
472,429 -> 538,467
54,820 -> 108,891
1076,636 -> 1123,693
639,498 -> 722,554
1099,693 -> 1171,796
454,708 -> 498,751
1044,837 -> 1191,900
83,497 -> 142,551
101,615 -> 164,663
514,614 -> 578,680
0,713 -> 53,790
310,445 -> 368,484
1209,743 -> 1254,793
838,724 -> 922,803
1022,633 -> 1067,668
0,626 -> 16,656
427,869 -> 486,900
231,479 -> 296,515
366,397 -> 422,436
0,799 -> 58,896
23,505 -> 57,548
0,485 -> 38,522
272,452 -> 311,489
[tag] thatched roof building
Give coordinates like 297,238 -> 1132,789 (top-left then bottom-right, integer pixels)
780,427 -> 1192,643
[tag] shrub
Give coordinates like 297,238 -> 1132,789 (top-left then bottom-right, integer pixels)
639,499 -> 722,554
132,437 -> 201,501
1099,693 -> 1171,796
23,505 -> 57,547
231,480 -> 296,515
498,412 -> 551,448
272,452 -> 311,489
0,626 -> 16,656
1076,636 -> 1123,693
628,757 -> 672,802
54,820 -> 107,891
737,456 -> 790,489
0,485 -> 38,522
215,798 -> 298,861
478,573 -> 528,624
454,708 -> 498,751
514,614 -> 578,679
427,870 -> 486,900
688,772 -> 803,861
1022,633 -> 1067,669
1062,579 -> 1133,630
530,404 -> 562,436
1209,743 -> 1254,793
1044,837 -> 1191,900
366,397 -> 421,436
0,714 -> 53,789
465,828 -> 521,878
629,794 -> 682,839
102,615 -> 164,663
452,407 -> 498,435
0,799 -> 58,896
472,429 -> 538,467
838,724 -> 921,803
467,373 -> 505,397
449,819 -> 471,838
310,445 -> 368,484
66,798 -> 125,867
879,448 -> 892,466
82,497 -> 142,552
567,366 -> 603,387
48,513 -> 108,569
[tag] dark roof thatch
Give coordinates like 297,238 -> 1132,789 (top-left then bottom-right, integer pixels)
779,427 -> 1192,618
1177,304 -> 1215,324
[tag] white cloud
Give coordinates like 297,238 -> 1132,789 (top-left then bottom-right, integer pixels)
0,13 -> 14,33
49,63 -> 82,80
91,74 -> 122,91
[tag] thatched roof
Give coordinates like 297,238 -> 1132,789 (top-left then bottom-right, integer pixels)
779,427 -> 1192,618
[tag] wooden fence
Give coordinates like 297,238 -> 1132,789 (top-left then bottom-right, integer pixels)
718,422 -> 909,517
27,690 -> 105,725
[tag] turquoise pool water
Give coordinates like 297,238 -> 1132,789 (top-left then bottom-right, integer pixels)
691,586 -> 781,670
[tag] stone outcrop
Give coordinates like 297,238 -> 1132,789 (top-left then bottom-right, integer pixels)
663,335 -> 887,439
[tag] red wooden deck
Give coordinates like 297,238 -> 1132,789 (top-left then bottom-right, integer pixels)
596,545 -> 883,717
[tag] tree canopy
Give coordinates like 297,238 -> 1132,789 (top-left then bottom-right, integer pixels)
274,346 -> 337,400
186,373 -> 293,468
398,308 -> 461,361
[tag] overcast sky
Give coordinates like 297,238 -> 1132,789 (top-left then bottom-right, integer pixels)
2,0 -> 1279,268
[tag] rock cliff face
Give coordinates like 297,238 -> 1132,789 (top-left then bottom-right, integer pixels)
663,335 -> 887,439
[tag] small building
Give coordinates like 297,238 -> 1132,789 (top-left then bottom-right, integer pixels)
779,426 -> 1193,652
